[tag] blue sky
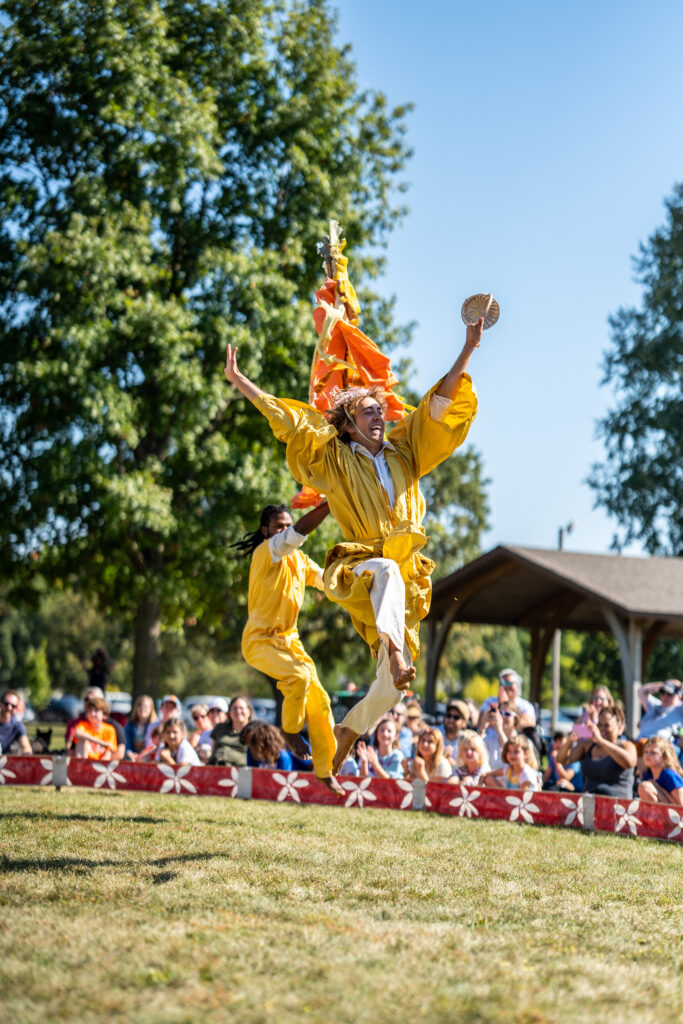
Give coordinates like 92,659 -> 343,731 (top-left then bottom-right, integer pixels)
333,0 -> 683,556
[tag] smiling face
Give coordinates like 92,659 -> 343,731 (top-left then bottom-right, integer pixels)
163,722 -> 183,751
506,743 -> 525,767
347,397 -> 386,450
229,698 -> 251,732
376,719 -> 397,750
461,742 -> 480,767
1,693 -> 20,722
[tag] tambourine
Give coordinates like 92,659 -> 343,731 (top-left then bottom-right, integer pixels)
461,293 -> 500,330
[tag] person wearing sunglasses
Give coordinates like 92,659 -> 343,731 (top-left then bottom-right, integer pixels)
0,690 -> 32,755
439,699 -> 469,766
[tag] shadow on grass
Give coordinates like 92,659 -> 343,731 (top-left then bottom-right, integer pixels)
0,810 -> 170,824
0,851 -> 222,874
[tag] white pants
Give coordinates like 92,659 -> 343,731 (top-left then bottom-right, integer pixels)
340,558 -> 412,736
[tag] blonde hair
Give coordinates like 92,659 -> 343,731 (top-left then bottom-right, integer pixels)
590,685 -> 615,707
502,734 -> 538,770
417,728 -> 445,779
131,695 -> 157,725
455,730 -> 491,773
372,717 -> 399,750
324,385 -> 389,441
643,736 -> 680,770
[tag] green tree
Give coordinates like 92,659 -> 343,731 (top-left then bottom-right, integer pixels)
589,183 -> 683,556
23,640 -> 52,708
0,0 -> 411,697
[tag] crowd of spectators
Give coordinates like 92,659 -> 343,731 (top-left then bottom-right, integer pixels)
3,671 -> 682,806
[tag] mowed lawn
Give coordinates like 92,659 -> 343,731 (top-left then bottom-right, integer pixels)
0,786 -> 681,1024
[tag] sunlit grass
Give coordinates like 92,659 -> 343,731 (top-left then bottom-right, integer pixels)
0,787 -> 680,1024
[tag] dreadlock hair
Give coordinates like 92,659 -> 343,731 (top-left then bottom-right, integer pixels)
231,504 -> 290,557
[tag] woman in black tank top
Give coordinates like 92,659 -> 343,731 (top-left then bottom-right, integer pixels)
556,705 -> 636,798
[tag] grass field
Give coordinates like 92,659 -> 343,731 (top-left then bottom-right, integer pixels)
0,786 -> 681,1024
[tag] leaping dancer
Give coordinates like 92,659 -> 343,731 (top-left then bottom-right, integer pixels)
234,500 -> 344,795
225,313 -> 483,777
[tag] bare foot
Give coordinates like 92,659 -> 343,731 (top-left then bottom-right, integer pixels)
281,730 -> 311,759
332,725 -> 359,775
317,774 -> 345,796
389,650 -> 416,691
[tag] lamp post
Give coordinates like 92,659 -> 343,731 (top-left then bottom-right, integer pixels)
551,521 -> 574,732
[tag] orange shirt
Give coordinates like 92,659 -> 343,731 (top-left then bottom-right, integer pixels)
72,720 -> 117,760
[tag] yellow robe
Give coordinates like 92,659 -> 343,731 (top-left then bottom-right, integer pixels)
241,538 -> 335,778
253,375 -> 478,658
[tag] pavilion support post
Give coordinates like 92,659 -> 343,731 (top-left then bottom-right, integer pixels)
602,609 -> 643,736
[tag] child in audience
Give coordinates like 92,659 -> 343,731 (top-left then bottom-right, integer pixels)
638,736 -> 683,805
357,717 -> 404,779
486,735 -> 540,791
246,722 -> 293,770
403,727 -> 451,782
158,717 -> 200,766
448,730 -> 490,785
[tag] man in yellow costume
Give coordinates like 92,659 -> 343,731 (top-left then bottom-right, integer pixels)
225,314 -> 483,774
235,500 -> 343,795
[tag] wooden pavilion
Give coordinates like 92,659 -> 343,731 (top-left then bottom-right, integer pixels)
425,546 -> 683,733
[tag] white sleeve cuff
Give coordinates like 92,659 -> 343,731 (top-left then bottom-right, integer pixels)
268,525 -> 307,562
429,393 -> 452,421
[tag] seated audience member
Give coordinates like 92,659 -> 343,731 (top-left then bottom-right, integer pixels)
403,699 -> 424,756
543,732 -> 583,792
158,717 -> 200,766
188,704 -> 210,749
636,680 -> 683,743
448,730 -> 490,786
556,704 -> 636,798
637,737 -> 683,806
199,697 -> 229,747
66,686 -> 126,759
357,717 -> 404,779
403,727 -> 451,783
144,694 -> 182,747
72,697 -> 118,761
245,722 -> 292,770
479,699 -> 520,771
209,696 -> 253,767
124,695 -> 157,760
440,700 -> 469,767
0,690 -> 32,755
486,735 -> 540,791
389,703 -> 414,759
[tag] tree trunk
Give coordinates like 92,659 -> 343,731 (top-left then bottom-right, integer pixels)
132,593 -> 161,702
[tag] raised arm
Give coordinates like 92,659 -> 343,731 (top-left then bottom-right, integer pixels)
436,317 -> 484,401
224,344 -> 268,404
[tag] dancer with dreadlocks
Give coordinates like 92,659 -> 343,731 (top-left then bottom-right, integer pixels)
234,500 -> 343,795
225,313 -> 483,775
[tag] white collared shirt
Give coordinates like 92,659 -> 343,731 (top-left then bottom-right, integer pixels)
349,394 -> 452,508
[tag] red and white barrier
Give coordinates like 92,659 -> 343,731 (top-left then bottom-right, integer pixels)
1,755 -> 680,843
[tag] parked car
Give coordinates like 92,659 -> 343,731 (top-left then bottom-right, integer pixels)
539,708 -> 575,737
250,698 -> 277,724
41,694 -> 84,722
104,691 -> 132,726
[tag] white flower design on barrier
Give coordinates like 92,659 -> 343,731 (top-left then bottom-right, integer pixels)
273,771 -> 309,803
560,796 -> 583,827
449,786 -> 481,818
39,758 -> 55,786
506,791 -> 539,823
666,808 -> 682,840
395,780 -> 413,810
614,799 -> 642,836
217,770 -> 237,796
93,761 -> 127,790
341,778 -> 377,808
158,764 -> 197,795
0,756 -> 16,785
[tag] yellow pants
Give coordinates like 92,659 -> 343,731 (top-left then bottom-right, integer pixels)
242,629 -> 336,778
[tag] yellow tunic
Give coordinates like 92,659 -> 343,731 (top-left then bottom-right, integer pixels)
253,375 -> 478,658
242,538 -> 335,777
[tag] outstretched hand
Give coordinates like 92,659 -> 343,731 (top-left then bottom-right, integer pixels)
224,343 -> 240,385
466,316 -> 484,349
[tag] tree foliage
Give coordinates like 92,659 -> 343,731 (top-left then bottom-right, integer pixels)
0,0 -> 413,696
589,184 -> 683,555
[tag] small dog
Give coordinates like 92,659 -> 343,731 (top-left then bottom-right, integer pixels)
30,728 -> 53,755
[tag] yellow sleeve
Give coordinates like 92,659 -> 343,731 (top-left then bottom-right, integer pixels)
303,554 -> 325,590
388,374 -> 478,478
252,393 -> 337,488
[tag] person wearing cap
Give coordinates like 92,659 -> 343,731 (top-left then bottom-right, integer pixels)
234,502 -> 341,794
480,669 -> 537,727
144,694 -> 181,748
224,318 -> 481,775
636,680 -> 683,742
439,699 -> 469,766
198,697 -> 229,749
